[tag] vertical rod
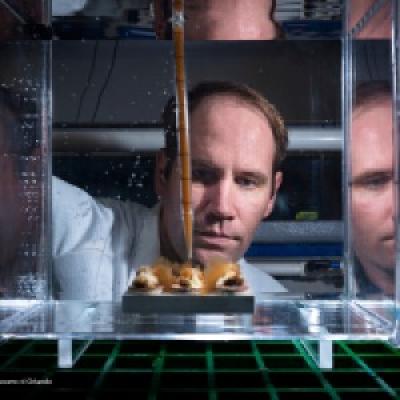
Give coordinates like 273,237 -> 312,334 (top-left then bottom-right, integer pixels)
342,0 -> 353,301
172,0 -> 193,261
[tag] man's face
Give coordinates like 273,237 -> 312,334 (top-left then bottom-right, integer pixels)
157,94 -> 281,266
351,98 -> 395,294
155,0 -> 278,40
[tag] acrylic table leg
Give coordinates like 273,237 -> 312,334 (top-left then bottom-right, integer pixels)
57,339 -> 73,368
57,339 -> 92,369
300,339 -> 333,370
318,339 -> 333,369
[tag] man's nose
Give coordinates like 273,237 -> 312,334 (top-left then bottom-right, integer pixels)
205,180 -> 235,221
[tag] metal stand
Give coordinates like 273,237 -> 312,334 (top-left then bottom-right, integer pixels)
57,339 -> 92,368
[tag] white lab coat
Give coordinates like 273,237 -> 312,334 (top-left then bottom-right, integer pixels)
52,177 -> 286,301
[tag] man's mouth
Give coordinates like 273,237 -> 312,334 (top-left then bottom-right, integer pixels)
194,230 -> 240,248
382,233 -> 395,242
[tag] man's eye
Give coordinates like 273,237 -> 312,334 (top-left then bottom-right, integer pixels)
236,177 -> 258,188
365,178 -> 389,188
192,168 -> 216,184
357,175 -> 392,190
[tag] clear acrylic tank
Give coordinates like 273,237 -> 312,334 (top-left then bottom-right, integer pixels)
0,0 -> 398,369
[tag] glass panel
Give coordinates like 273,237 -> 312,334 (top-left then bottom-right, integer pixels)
51,2 -> 346,313
0,300 -> 391,339
52,0 -> 155,39
1,0 -> 398,342
183,35 -> 341,297
0,0 -> 49,40
52,39 -> 174,300
350,43 -> 394,300
347,0 -> 396,327
0,40 -> 49,299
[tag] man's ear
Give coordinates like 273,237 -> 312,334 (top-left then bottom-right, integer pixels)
155,150 -> 168,196
263,171 -> 283,219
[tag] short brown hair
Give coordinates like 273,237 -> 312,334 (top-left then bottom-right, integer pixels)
354,80 -> 392,112
162,80 -> 288,177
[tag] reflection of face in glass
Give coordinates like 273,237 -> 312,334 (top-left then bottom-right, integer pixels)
0,0 -> 43,40
154,0 -> 279,40
0,91 -> 41,297
0,6 -> 18,40
0,114 -> 24,276
351,95 -> 394,296
157,93 -> 282,266
349,0 -> 392,39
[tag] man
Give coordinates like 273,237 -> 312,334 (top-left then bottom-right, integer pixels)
153,0 -> 282,40
351,82 -> 395,297
53,81 -> 288,300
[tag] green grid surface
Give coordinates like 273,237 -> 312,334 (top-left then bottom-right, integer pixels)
0,340 -> 399,399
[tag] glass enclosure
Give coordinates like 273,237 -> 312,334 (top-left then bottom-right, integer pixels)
0,0 -> 398,347
345,0 -> 397,332
0,42 -> 50,298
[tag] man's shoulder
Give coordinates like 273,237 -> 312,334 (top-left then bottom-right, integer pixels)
52,176 -> 154,220
52,175 -> 90,202
98,196 -> 153,217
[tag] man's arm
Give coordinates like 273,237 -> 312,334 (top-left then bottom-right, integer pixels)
52,176 -> 114,257
51,176 -> 116,300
